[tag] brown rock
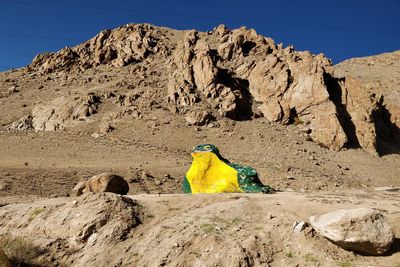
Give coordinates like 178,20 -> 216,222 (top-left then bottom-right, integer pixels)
71,173 -> 129,197
185,109 -> 214,126
28,93 -> 101,131
29,24 -> 164,74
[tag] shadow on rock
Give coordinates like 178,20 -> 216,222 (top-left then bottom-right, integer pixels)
386,238 -> 400,256
372,97 -> 400,156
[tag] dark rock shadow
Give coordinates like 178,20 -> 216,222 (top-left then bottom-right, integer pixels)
323,73 -> 361,148
217,68 -> 253,120
372,97 -> 400,156
386,238 -> 400,256
242,41 -> 256,56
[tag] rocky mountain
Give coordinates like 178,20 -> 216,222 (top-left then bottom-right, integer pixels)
0,23 -> 399,267
3,23 -> 399,155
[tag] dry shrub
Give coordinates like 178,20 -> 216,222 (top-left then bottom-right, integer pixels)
0,234 -> 41,266
0,248 -> 12,267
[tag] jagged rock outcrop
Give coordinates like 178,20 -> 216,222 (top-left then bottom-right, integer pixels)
29,24 -> 170,74
168,26 -> 348,149
19,23 -> 399,153
5,93 -> 101,132
4,115 -> 33,131
167,30 -> 250,124
335,51 -> 400,154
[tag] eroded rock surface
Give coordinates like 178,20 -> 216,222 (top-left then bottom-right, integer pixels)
29,24 -> 170,74
9,23 -> 398,154
309,208 -> 395,255
0,193 -> 142,266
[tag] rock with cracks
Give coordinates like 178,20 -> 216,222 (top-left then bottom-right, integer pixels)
17,23 -> 399,154
0,193 -> 142,266
309,207 -> 395,255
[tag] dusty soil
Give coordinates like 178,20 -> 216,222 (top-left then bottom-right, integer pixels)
1,191 -> 399,266
0,99 -> 399,266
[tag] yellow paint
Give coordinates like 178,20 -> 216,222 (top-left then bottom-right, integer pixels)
186,152 -> 243,194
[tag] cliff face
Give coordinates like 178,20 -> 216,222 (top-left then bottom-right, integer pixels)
4,23 -> 399,154
335,51 -> 400,154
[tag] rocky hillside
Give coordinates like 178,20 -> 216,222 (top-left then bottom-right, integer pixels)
0,24 -> 399,267
2,23 -> 399,155
335,51 -> 400,154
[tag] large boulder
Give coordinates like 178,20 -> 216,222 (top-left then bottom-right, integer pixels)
71,173 -> 129,197
309,208 -> 395,255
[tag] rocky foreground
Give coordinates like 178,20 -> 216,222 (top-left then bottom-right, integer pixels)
0,190 -> 399,266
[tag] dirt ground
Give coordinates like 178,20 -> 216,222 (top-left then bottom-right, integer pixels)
1,114 -> 400,198
0,107 -> 399,266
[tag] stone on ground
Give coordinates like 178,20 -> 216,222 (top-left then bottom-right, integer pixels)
71,173 -> 129,197
309,207 -> 395,255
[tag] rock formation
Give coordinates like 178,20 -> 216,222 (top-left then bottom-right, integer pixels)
7,23 -> 397,154
335,51 -> 400,154
29,24 -> 170,74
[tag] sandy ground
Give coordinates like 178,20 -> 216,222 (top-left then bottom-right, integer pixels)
0,190 -> 399,266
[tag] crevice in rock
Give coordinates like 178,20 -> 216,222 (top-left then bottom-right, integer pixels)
286,69 -> 294,91
242,41 -> 256,56
372,96 -> 400,155
287,107 -> 302,125
324,73 -> 361,148
217,69 -> 253,120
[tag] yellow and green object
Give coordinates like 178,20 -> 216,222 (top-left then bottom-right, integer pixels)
183,144 -> 272,194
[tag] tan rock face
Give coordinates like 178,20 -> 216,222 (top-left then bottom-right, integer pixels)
71,173 -> 129,197
167,26 -> 349,150
22,23 -> 399,154
0,193 -> 142,266
29,24 -> 168,74
335,51 -> 400,154
309,208 -> 395,255
31,93 -> 101,131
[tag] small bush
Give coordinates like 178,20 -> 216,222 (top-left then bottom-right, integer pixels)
28,208 -> 45,221
0,234 -> 41,266
201,223 -> 216,234
337,262 -> 352,267
304,253 -> 318,263
293,116 -> 304,125
285,251 -> 294,258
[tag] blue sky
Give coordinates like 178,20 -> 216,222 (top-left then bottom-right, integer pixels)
0,0 -> 399,71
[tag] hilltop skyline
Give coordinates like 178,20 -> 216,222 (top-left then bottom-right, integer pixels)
0,0 -> 399,70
